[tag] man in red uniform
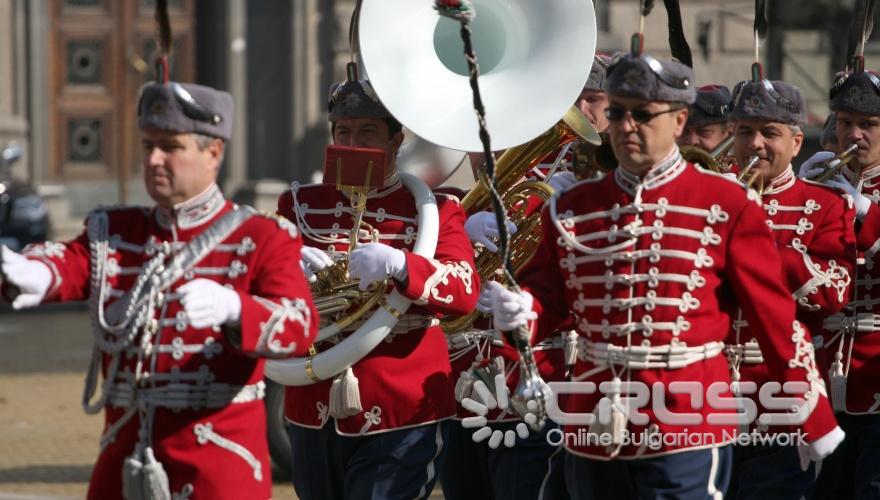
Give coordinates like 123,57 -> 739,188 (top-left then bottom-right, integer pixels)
800,67 -> 880,498
0,81 -> 318,499
724,78 -> 856,499
488,48 -> 844,499
276,77 -> 478,500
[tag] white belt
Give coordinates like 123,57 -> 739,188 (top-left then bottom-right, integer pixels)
109,380 -> 266,410
823,312 -> 880,335
581,340 -> 724,369
724,341 -> 764,365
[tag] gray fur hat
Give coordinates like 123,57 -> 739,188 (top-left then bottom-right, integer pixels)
328,79 -> 392,121
584,53 -> 611,92
688,85 -> 732,127
603,53 -> 696,104
730,79 -> 807,127
829,71 -> 880,116
137,82 -> 233,140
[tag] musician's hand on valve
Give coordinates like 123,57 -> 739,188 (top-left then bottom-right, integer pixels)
826,174 -> 872,220
797,151 -> 837,180
465,212 -> 518,253
178,279 -> 242,329
348,242 -> 407,291
0,245 -> 51,310
487,281 -> 536,331
548,171 -> 578,192
300,246 -> 334,283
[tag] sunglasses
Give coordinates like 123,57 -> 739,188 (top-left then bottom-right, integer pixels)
608,52 -> 691,90
605,106 -> 684,124
830,71 -> 880,100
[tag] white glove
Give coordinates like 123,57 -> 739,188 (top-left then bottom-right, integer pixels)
177,278 -> 242,329
476,282 -> 493,314
487,280 -> 536,331
797,151 -> 837,180
0,245 -> 52,310
464,212 -> 518,253
826,174 -> 872,220
797,426 -> 845,472
348,242 -> 407,291
300,246 -> 334,283
548,171 -> 578,192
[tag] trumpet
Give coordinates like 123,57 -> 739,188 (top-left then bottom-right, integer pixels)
811,144 -> 859,182
680,135 -> 736,173
736,155 -> 763,194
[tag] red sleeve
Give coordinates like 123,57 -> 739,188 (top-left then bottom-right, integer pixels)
777,194 -> 856,315
856,198 -> 880,254
398,197 -> 479,316
234,220 -> 319,358
724,198 -> 838,443
21,227 -> 92,303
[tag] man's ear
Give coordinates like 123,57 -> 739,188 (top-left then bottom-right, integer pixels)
391,131 -> 405,149
209,139 -> 225,172
673,108 -> 689,139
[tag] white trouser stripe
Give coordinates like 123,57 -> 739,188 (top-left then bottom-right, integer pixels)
417,423 -> 445,500
707,446 -> 723,500
538,442 -> 565,500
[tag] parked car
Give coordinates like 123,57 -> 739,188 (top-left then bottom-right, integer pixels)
0,143 -> 49,250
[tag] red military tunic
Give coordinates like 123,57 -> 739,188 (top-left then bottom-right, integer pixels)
518,149 -> 840,459
277,177 -> 478,434
824,164 -> 880,414
21,185 -> 318,500
725,166 -> 856,426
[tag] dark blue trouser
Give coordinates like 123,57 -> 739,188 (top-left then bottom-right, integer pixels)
564,445 -> 732,500
440,421 -> 568,500
728,443 -> 816,499
813,413 -> 880,500
288,419 -> 449,500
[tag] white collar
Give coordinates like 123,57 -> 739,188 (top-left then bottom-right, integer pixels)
762,165 -> 796,196
614,146 -> 686,195
155,183 -> 226,230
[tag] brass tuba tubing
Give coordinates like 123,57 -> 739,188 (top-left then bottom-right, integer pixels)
680,135 -> 735,174
812,144 -> 860,183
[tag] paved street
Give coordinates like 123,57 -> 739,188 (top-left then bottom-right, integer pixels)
0,304 -> 297,500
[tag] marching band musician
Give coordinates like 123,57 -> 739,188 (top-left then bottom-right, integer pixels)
486,48 -> 844,499
724,79 -> 856,499
276,77 -> 479,500
801,67 -> 880,498
677,84 -> 734,153
0,81 -> 319,499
